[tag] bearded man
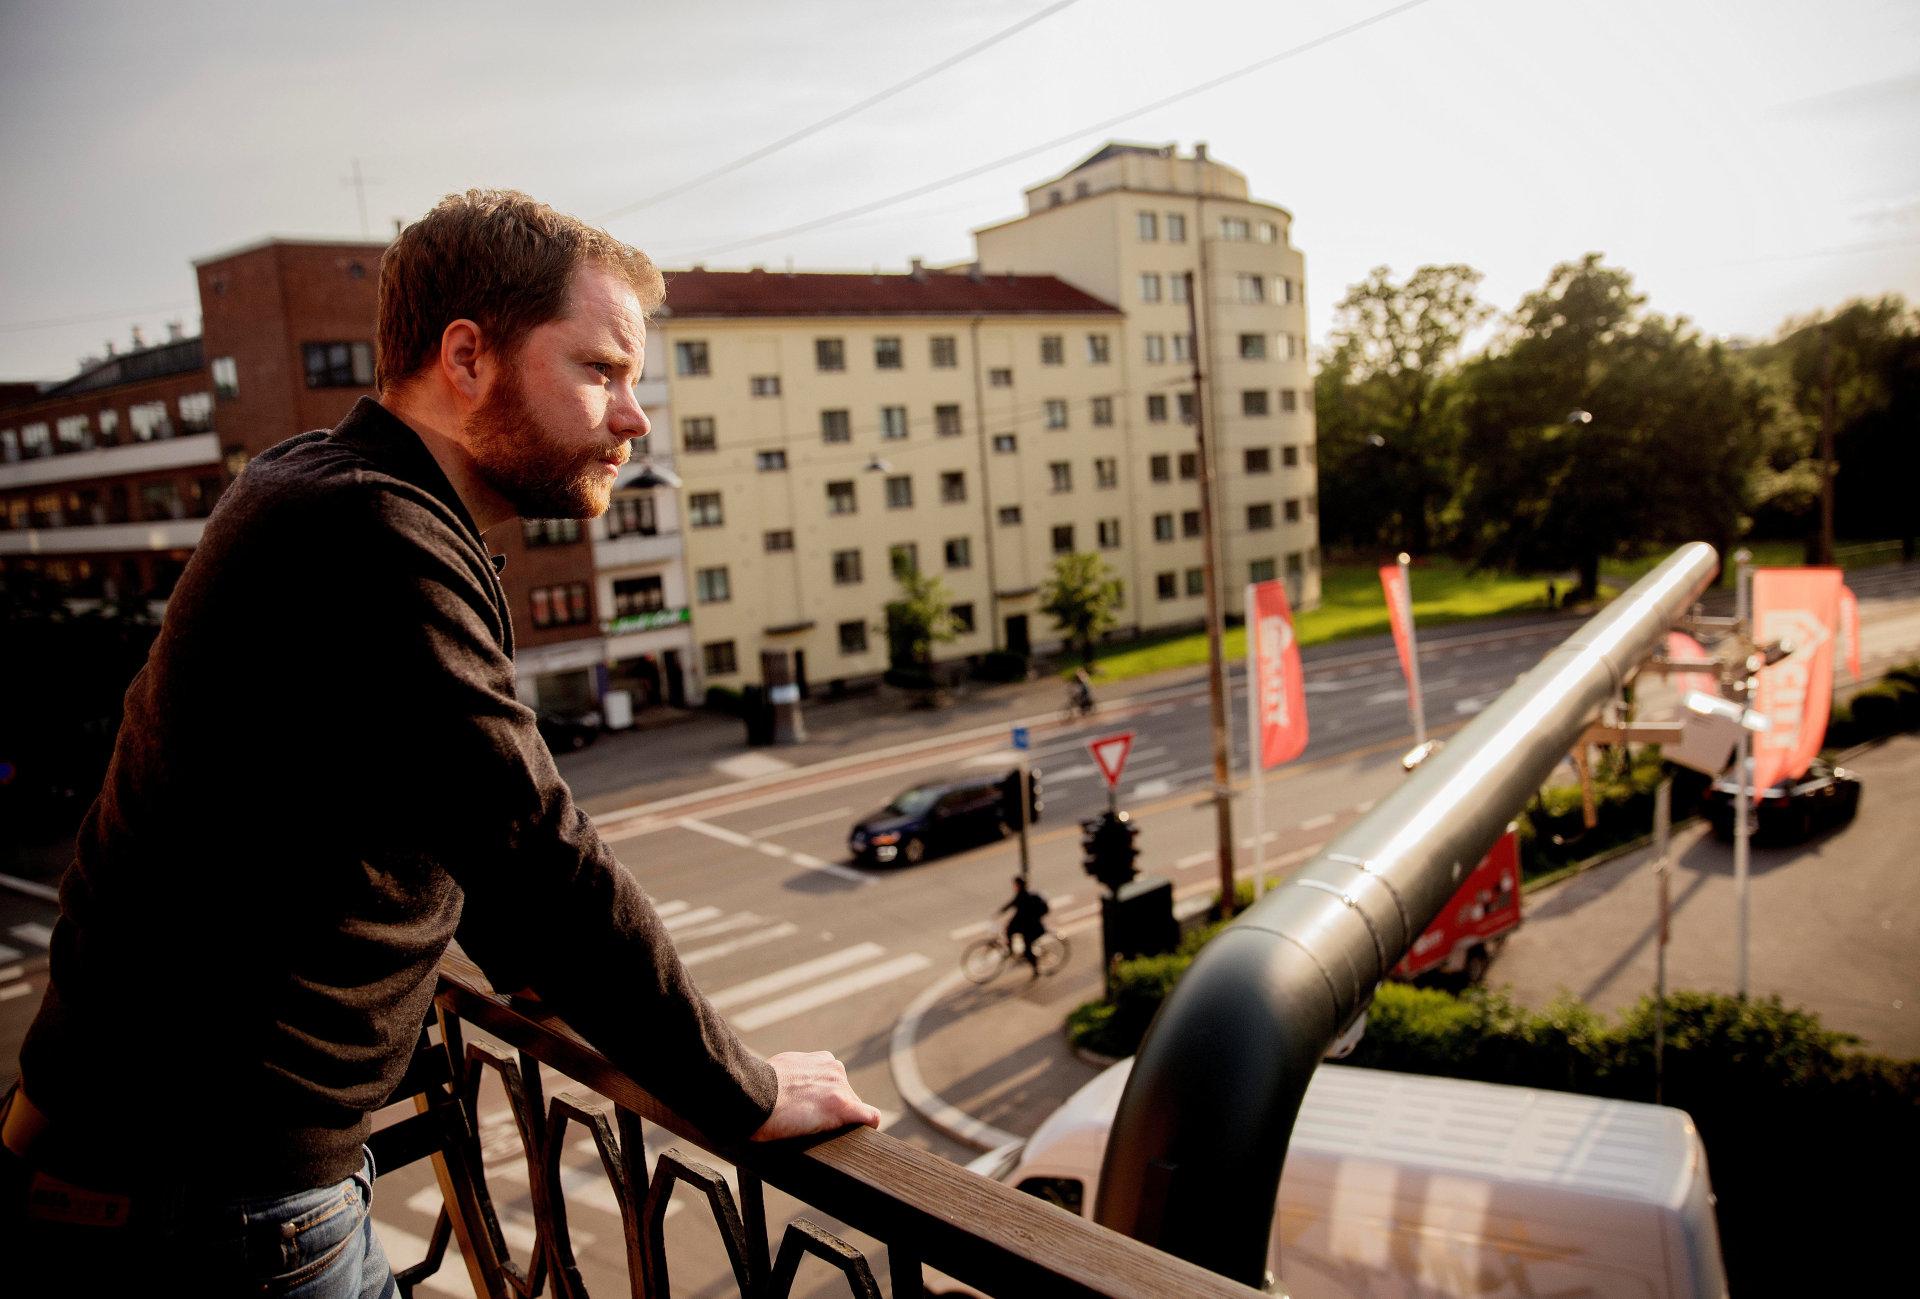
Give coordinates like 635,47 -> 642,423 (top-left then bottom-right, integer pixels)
2,189 -> 878,1298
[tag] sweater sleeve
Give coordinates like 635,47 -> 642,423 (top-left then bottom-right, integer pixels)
325,487 -> 777,1141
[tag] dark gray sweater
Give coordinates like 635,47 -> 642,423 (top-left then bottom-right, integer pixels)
20,398 -> 776,1191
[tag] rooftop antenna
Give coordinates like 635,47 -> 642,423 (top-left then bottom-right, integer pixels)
342,158 -> 378,238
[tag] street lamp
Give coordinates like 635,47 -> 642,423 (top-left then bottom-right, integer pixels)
1566,408 -> 1593,426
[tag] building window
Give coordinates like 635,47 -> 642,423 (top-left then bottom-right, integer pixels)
613,574 -> 665,616
303,341 -> 374,388
55,415 -> 92,453
1166,212 -> 1187,243
952,602 -> 976,634
1152,514 -> 1173,542
827,480 -> 857,515
1285,498 -> 1302,522
890,543 -> 918,576
1150,454 -> 1170,482
751,375 -> 781,397
1280,389 -> 1298,413
1245,447 -> 1272,474
1236,274 -> 1265,304
1260,221 -> 1280,244
1097,518 -> 1121,549
688,492 -> 723,527
608,495 -> 657,537
885,475 -> 914,509
1178,452 -> 1197,480
1041,335 -> 1064,366
1044,399 -> 1068,429
945,536 -> 972,569
673,340 -> 710,377
1242,390 -> 1270,417
875,336 -> 903,369
1171,333 -> 1193,363
703,641 -> 738,676
521,518 -> 581,547
1283,444 -> 1299,467
211,356 -> 239,398
880,406 -> 908,440
1144,334 -> 1166,365
1182,509 -> 1201,538
931,336 -> 958,368
696,567 -> 731,603
765,529 -> 794,552
1137,211 -> 1158,240
756,449 -> 788,471
531,582 -> 591,629
935,403 -> 963,437
940,471 -> 966,503
992,433 -> 1018,454
1139,273 -> 1163,303
1248,503 -> 1275,531
989,367 -> 1012,387
1185,567 -> 1205,597
1156,572 -> 1177,600
1049,461 -> 1073,493
1283,276 -> 1297,304
178,392 -> 213,433
1086,334 -> 1111,364
1250,558 -> 1277,584
1220,217 -> 1250,241
1094,457 -> 1118,489
838,620 -> 868,655
1239,333 -> 1267,361
1177,393 -> 1195,424
1169,274 -> 1189,305
1051,524 -> 1075,554
129,403 -> 170,442
1288,551 -> 1306,579
816,338 -> 846,372
1091,396 -> 1114,427
97,410 -> 120,446
1146,394 -> 1168,423
682,416 -> 717,452
832,549 -> 863,584
998,505 -> 1022,526
822,408 -> 851,443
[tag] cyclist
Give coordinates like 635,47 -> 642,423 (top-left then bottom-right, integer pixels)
1069,667 -> 1095,717
999,875 -> 1051,975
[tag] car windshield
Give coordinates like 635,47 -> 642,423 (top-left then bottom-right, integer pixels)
885,786 -> 942,817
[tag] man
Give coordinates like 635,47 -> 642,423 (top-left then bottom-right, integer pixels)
2,190 -> 878,1296
999,876 -> 1051,975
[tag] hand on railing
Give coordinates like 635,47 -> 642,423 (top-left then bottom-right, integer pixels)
751,1050 -> 882,1141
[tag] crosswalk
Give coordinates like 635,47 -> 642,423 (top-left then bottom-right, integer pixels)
1,919 -> 50,1001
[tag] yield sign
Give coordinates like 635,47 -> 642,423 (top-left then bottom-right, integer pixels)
1088,732 -> 1136,788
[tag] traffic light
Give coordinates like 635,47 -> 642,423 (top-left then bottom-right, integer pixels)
1001,767 -> 1043,824
1080,810 -> 1139,892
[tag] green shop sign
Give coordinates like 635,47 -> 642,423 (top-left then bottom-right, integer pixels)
608,607 -> 691,635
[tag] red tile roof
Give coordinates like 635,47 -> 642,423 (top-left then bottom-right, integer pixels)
660,268 -> 1120,319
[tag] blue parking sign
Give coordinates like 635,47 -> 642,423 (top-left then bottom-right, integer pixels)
1011,726 -> 1030,751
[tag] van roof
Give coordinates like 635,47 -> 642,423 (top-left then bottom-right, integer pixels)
1032,1060 -> 1700,1211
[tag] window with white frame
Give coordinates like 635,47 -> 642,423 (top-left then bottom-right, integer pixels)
1086,334 -> 1110,364
1044,399 -> 1068,429
930,336 -> 958,368
695,567 -> 731,603
129,402 -> 170,442
1172,333 -> 1193,363
178,391 -> 213,433
1250,558 -> 1277,583
1097,518 -> 1121,549
992,433 -> 1018,453
1094,456 -> 1117,488
827,481 -> 857,515
875,337 -> 903,369
1239,333 -> 1267,360
1139,273 -> 1162,303
1220,217 -> 1250,241
1170,274 -> 1189,304
989,367 -> 1012,387
1153,513 -> 1174,541
880,406 -> 908,439
1258,221 -> 1278,243
211,356 -> 239,398
816,338 -> 845,372
687,492 -> 723,526
1144,334 -> 1166,364
832,549 -> 863,584
1091,396 -> 1113,427
1049,461 -> 1072,493
940,471 -> 966,503
756,450 -> 787,471
673,340 -> 710,376
1166,212 -> 1187,243
1040,335 -> 1064,366
945,536 -> 972,569
1281,388 -> 1298,412
821,409 -> 851,442
56,415 -> 91,452
1237,274 -> 1265,303
1242,390 -> 1270,417
703,641 -> 738,675
935,403 -> 963,436
750,375 -> 781,397
1137,211 -> 1158,240
998,505 -> 1022,525
885,475 -> 913,509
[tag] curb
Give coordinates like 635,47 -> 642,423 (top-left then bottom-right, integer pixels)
888,970 -> 1022,1154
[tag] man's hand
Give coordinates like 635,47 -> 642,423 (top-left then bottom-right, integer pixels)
751,1051 -> 881,1141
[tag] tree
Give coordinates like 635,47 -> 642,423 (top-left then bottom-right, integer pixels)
884,565 -> 960,670
1314,264 -> 1490,553
1040,552 -> 1123,667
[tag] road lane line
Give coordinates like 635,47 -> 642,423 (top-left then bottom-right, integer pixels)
0,873 -> 60,903
1045,763 -> 1098,783
1300,813 -> 1336,831
670,913 -> 763,941
1176,849 -> 1213,870
680,923 -> 800,966
731,953 -> 932,1033
1133,778 -> 1173,799
676,817 -> 757,849
653,899 -> 690,918
661,906 -> 723,932
0,965 -> 22,981
1147,703 -> 1179,716
709,943 -> 886,1009
754,805 -> 853,836
756,842 -> 787,858
0,945 -> 20,963
785,851 -> 869,883
10,923 -> 52,947
0,983 -> 32,1002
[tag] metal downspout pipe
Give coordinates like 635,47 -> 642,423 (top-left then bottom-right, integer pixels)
1093,542 -> 1722,1287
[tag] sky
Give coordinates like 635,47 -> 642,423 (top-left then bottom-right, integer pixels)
2,0 -> 1917,381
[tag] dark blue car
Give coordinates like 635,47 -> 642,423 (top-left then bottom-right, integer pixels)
849,771 -> 1036,867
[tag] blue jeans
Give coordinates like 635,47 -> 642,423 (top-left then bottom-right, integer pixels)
2,1142 -> 397,1298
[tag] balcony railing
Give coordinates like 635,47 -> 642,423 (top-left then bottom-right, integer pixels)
0,431 -> 220,491
385,952 -> 1264,1299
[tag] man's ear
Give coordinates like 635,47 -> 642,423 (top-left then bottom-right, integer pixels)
438,319 -> 487,402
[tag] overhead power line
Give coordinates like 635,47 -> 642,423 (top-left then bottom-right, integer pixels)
0,302 -> 196,336
668,0 -> 1439,261
598,0 -> 1083,224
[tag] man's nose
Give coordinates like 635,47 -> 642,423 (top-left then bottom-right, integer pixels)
614,387 -> 651,441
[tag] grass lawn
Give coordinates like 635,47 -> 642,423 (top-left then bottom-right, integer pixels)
1091,558 -> 1568,682
1600,537 -> 1906,582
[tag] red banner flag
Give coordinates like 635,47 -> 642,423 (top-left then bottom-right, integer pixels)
1839,585 -> 1861,682
1250,578 -> 1308,768
1750,568 -> 1843,797
1379,563 -> 1415,688
1665,631 -> 1718,703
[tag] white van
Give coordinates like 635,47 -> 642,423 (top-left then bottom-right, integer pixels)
957,1059 -> 1728,1298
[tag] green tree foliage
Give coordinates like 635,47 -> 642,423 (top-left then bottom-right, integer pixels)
1456,254 -> 1771,597
1040,552 -> 1123,666
883,565 -> 959,669
1313,264 -> 1489,552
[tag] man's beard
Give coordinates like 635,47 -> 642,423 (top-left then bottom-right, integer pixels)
463,362 -> 618,520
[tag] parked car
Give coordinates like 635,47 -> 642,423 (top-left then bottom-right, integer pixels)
536,709 -> 601,752
849,770 -> 1035,867
1702,756 -> 1862,841
1391,828 -> 1521,986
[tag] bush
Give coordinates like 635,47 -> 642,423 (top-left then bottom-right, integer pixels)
974,649 -> 1031,683
883,665 -> 939,693
702,684 -> 743,716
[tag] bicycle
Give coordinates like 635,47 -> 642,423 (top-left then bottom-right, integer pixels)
1062,687 -> 1096,721
961,930 -> 1070,983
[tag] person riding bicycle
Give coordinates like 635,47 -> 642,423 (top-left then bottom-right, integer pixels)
999,875 -> 1051,974
1069,667 -> 1095,716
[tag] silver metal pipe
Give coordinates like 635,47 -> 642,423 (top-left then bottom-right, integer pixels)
1093,543 -> 1721,1287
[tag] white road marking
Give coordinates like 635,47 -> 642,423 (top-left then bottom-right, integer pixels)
1300,813 -> 1336,831
669,913 -> 763,942
1133,778 -> 1172,799
653,899 -> 691,919
1304,672 -> 1396,694
1356,799 -> 1378,814
1176,849 -> 1213,870
709,943 -> 886,1009
676,818 -> 756,849
0,945 -> 20,963
0,983 -> 32,1002
756,842 -> 787,858
1147,703 -> 1179,716
661,906 -> 722,932
731,953 -> 932,1033
680,922 -> 800,966
785,851 -> 869,883
1454,697 -> 1488,715
10,923 -> 52,947
1362,689 -> 1408,707
0,873 -> 59,903
1044,762 -> 1098,783
0,965 -> 22,981
754,805 -> 852,836
714,752 -> 791,779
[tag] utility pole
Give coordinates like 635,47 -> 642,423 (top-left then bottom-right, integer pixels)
1187,270 -> 1237,915
344,159 -> 373,239
1733,549 -> 1752,1000
1818,322 -> 1836,567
